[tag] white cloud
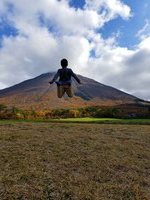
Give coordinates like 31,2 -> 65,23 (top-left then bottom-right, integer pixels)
82,36 -> 150,100
0,0 -> 150,101
137,19 -> 150,40
85,0 -> 131,20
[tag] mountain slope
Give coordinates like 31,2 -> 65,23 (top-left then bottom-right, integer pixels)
0,72 -> 139,109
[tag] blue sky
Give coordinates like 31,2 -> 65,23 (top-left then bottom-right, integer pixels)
70,0 -> 85,9
0,0 -> 150,100
100,0 -> 150,48
70,0 -> 150,48
0,21 -> 18,42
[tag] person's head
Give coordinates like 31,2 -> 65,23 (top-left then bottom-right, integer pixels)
61,58 -> 68,68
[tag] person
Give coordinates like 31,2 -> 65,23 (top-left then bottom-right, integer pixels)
49,58 -> 81,98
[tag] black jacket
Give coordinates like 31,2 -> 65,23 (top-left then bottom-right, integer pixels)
52,68 -> 80,84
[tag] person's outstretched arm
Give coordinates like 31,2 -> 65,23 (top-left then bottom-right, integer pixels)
70,69 -> 81,84
49,70 -> 60,84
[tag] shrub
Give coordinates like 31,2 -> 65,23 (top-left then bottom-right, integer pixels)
69,110 -> 80,118
78,108 -> 87,117
16,113 -> 24,119
0,104 -> 7,111
98,108 -> 119,118
53,109 -> 70,118
93,108 -> 103,117
45,110 -> 54,119
85,106 -> 100,113
37,111 -> 45,118
30,108 -> 38,118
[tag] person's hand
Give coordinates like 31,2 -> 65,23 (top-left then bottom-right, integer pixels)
49,81 -> 54,85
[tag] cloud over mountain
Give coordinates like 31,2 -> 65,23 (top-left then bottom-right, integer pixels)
0,0 -> 150,100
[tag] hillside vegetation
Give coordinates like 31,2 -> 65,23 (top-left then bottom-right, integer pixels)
0,104 -> 150,120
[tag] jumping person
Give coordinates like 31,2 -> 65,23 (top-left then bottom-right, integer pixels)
49,59 -> 81,98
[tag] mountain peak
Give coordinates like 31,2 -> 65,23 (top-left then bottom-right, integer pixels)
0,72 -> 138,109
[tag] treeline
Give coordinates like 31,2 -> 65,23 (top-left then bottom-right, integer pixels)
0,104 -> 120,119
0,104 -> 150,120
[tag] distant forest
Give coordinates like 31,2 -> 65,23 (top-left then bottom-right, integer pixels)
0,103 -> 150,120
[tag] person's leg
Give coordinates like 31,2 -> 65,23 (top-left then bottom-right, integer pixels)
57,85 -> 65,98
65,85 -> 73,98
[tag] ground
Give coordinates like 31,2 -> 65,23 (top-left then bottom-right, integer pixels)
0,122 -> 150,200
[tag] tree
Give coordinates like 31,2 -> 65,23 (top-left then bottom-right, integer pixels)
70,110 -> 80,118
0,104 -> 7,111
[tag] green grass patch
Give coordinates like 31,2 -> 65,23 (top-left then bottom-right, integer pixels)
1,117 -> 150,124
54,117 -> 150,124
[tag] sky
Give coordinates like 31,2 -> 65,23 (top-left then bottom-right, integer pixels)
0,0 -> 150,100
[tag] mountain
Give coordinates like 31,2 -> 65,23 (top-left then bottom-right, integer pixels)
0,72 -> 140,109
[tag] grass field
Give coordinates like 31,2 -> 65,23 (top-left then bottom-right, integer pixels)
55,118 -> 150,124
0,122 -> 150,199
1,118 -> 150,125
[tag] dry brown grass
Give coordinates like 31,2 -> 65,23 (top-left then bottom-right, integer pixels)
0,122 -> 150,200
